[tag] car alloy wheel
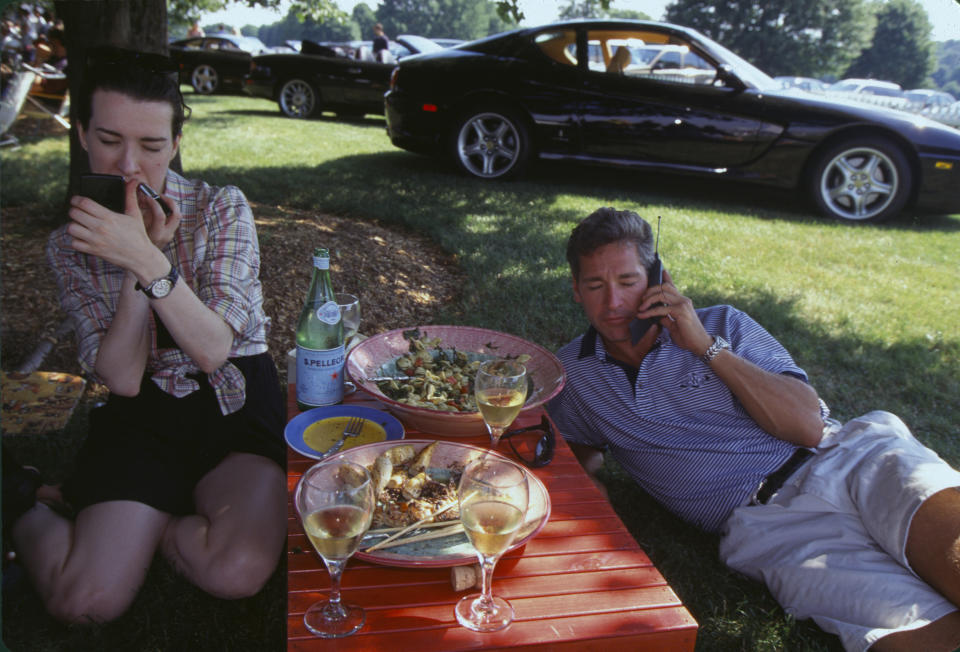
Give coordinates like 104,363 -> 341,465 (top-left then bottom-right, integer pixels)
454,109 -> 529,179
811,138 -> 911,223
191,64 -> 218,94
278,79 -> 317,119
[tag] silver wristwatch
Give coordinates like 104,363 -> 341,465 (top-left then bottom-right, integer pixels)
701,335 -> 730,364
136,265 -> 179,299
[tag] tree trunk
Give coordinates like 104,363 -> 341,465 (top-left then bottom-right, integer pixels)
55,0 -> 181,203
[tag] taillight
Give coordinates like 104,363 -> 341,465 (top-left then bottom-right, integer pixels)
389,66 -> 399,90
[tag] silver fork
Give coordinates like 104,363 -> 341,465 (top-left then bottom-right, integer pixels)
324,416 -> 365,456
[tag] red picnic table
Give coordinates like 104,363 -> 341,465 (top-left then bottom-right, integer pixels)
286,385 -> 698,651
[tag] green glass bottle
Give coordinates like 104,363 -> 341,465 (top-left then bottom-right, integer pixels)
295,248 -> 345,409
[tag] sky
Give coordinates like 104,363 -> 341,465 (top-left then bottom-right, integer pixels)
203,0 -> 960,43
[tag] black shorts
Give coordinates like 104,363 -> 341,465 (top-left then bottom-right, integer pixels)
62,353 -> 286,516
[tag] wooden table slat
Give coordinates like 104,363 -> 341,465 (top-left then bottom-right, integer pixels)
288,605 -> 697,652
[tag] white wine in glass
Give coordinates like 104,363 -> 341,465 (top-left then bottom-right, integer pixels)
475,359 -> 528,448
294,460 -> 375,638
455,457 -> 529,632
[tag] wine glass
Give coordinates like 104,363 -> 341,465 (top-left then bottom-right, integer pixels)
475,359 -> 528,448
294,460 -> 375,638
455,456 -> 529,632
335,293 -> 361,346
336,293 -> 360,393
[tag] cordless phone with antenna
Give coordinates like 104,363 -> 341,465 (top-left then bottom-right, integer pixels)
629,216 -> 667,345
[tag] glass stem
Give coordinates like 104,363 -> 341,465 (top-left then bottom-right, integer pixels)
324,558 -> 348,616
488,427 -> 505,448
478,554 -> 498,607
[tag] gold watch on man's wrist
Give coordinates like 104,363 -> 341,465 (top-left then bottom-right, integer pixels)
701,335 -> 730,364
135,265 -> 179,299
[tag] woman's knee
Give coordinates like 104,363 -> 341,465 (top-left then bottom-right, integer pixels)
198,543 -> 280,599
45,578 -> 138,624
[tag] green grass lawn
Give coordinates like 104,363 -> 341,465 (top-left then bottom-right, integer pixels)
3,92 -> 959,651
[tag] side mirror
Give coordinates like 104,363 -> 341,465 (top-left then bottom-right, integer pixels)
714,64 -> 745,90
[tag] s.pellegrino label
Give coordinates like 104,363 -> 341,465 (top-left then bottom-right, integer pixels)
295,248 -> 345,409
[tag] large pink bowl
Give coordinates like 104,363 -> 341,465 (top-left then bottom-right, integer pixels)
345,325 -> 565,436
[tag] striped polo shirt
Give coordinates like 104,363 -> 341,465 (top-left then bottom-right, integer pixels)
547,304 -> 827,533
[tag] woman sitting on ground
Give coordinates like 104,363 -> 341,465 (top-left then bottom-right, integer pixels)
5,46 -> 286,624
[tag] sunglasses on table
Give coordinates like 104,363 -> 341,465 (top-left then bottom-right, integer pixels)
500,415 -> 556,468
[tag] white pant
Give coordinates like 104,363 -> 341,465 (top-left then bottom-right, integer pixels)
720,411 -> 960,652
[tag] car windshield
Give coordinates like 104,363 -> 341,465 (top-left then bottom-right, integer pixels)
696,35 -> 777,90
237,36 -> 267,53
397,35 -> 442,55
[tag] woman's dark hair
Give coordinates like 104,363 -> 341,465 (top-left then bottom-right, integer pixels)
566,207 -> 655,280
77,47 -> 190,139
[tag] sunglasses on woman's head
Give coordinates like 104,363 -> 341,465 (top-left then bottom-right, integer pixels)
501,415 -> 555,468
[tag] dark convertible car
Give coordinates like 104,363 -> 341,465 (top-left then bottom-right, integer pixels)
385,20 -> 960,223
243,35 -> 441,119
169,34 -> 270,95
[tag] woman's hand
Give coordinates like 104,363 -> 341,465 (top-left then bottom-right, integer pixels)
67,178 -> 179,271
137,181 -> 181,249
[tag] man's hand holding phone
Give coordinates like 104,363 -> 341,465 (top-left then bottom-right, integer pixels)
637,269 -> 713,355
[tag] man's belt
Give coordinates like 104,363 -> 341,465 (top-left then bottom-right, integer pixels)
751,448 -> 815,505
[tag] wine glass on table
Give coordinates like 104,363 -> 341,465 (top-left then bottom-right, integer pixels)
336,293 -> 360,393
455,457 -> 529,632
294,460 -> 375,638
335,293 -> 361,346
475,359 -> 528,449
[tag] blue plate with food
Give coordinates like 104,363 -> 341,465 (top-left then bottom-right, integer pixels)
285,405 -> 404,460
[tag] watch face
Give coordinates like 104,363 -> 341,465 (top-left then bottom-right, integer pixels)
150,279 -> 173,298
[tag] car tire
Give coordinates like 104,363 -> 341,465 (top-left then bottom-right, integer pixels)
278,79 -> 318,119
809,136 -> 912,223
191,64 -> 219,95
451,107 -> 530,180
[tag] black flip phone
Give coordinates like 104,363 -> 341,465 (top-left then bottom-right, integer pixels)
629,217 -> 667,345
79,173 -> 125,213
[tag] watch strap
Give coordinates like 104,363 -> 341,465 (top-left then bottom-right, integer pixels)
701,335 -> 730,364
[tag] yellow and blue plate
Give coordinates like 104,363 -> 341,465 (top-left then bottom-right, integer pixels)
285,405 -> 404,460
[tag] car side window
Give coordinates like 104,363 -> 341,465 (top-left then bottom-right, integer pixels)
534,30 -> 577,67
587,30 -> 718,86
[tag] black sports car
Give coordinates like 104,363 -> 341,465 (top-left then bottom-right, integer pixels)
169,34 -> 270,95
384,20 -> 960,223
243,35 -> 441,119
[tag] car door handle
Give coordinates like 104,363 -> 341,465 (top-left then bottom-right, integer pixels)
347,67 -> 362,74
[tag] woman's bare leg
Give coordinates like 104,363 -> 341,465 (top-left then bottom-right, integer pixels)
12,500 -> 170,623
160,452 -> 286,598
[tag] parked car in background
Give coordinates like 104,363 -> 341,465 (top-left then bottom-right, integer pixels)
827,78 -> 904,97
385,20 -> 960,223
169,34 -> 270,94
775,76 -> 828,93
244,35 -> 441,119
905,88 -> 956,108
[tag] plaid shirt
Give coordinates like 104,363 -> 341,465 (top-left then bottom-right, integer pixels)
47,170 -> 270,415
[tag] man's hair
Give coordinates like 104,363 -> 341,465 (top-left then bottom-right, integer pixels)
566,207 -> 655,280
77,47 -> 189,139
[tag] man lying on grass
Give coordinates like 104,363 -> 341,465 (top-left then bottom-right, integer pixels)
547,206 -> 960,652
